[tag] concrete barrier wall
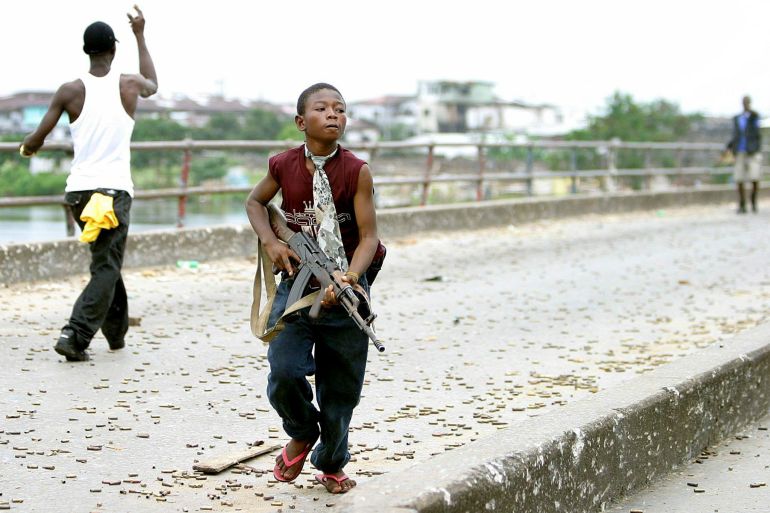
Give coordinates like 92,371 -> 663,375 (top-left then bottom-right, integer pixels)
378,187 -> 734,236
0,224 -> 257,287
0,187 -> 735,286
336,323 -> 770,513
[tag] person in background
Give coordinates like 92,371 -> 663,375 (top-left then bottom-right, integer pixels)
726,95 -> 762,214
21,5 -> 158,361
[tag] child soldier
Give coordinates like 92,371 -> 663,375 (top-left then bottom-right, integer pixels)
245,83 -> 380,493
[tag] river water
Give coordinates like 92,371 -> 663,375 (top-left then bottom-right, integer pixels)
0,195 -> 250,245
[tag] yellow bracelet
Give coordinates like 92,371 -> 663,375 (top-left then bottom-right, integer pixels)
344,271 -> 360,285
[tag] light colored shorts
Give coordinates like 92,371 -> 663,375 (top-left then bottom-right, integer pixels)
734,152 -> 762,183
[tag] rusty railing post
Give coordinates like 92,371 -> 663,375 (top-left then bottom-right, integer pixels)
604,139 -> 619,193
477,144 -> 485,201
525,145 -> 534,196
570,148 -> 578,194
177,139 -> 192,228
421,144 -> 434,206
63,203 -> 75,237
644,148 -> 653,190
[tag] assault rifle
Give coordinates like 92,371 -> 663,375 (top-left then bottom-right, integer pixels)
267,203 -> 385,353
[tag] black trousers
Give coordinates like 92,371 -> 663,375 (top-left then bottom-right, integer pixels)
64,190 -> 132,349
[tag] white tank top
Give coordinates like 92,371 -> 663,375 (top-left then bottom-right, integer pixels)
67,70 -> 135,196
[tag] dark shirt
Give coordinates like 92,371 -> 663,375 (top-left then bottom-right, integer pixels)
729,110 -> 761,154
269,145 -> 366,259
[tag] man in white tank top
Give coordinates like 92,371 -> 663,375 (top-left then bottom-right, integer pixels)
21,6 -> 158,361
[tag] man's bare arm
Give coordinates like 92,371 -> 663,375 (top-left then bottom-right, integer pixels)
127,5 -> 157,97
21,82 -> 79,155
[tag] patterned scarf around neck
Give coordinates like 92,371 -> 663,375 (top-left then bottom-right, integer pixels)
304,144 -> 348,272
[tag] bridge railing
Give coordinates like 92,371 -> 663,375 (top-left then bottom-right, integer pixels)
0,138 -> 750,236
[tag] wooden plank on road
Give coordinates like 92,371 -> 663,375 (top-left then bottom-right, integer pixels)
193,442 -> 282,474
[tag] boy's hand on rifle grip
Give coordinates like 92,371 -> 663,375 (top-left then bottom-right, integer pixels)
265,240 -> 299,276
352,282 -> 368,301
320,271 -> 347,308
320,284 -> 336,308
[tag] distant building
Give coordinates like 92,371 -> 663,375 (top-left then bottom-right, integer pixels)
348,95 -> 419,139
1,82 -> 583,145
0,91 -> 287,137
415,80 -> 499,133
138,94 -> 287,128
350,80 -> 579,141
0,91 -> 69,139
343,118 -> 381,144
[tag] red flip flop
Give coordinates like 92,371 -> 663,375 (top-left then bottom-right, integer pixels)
273,443 -> 312,483
315,473 -> 353,493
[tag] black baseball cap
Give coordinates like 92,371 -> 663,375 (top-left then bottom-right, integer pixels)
83,21 -> 118,55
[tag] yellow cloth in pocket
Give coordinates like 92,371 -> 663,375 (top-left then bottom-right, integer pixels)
79,192 -> 119,243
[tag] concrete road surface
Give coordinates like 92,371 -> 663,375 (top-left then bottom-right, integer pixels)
2,203 -> 770,512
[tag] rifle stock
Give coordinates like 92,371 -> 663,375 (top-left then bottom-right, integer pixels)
265,203 -> 385,353
266,203 -> 297,243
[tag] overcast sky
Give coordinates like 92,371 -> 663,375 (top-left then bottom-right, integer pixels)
3,0 -> 768,119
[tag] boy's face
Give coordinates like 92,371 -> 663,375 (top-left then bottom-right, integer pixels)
296,89 -> 347,143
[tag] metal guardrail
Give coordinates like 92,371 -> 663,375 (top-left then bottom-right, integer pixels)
0,138 -> 748,235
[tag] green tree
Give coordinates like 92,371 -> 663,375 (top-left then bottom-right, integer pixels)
196,109 -> 293,141
190,155 -> 230,184
134,117 -> 189,141
0,134 -> 26,167
242,109 -> 284,140
487,133 -> 537,162
0,161 -> 66,196
132,117 -> 189,172
568,92 -> 701,143
277,121 -> 304,141
548,92 -> 704,173
198,113 -> 242,140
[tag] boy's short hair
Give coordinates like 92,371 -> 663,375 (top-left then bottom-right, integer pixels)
297,83 -> 343,115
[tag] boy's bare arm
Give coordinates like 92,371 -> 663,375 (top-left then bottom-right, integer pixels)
348,164 -> 379,277
245,174 -> 299,274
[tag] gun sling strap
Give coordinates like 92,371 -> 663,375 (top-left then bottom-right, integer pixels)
250,238 -> 320,342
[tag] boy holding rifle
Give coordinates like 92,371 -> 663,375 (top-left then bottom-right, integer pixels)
245,83 -> 382,494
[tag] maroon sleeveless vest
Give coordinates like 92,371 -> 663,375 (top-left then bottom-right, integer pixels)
268,145 -> 365,259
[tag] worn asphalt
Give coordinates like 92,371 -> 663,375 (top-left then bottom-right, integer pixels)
2,202 -> 770,512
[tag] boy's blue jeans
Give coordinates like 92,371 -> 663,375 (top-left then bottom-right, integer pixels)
266,275 -> 369,474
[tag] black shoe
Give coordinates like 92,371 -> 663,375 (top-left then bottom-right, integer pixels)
737,205 -> 747,214
54,328 -> 89,362
752,204 -> 758,213
108,339 -> 125,350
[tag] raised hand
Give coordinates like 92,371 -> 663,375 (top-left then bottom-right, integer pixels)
127,4 -> 145,35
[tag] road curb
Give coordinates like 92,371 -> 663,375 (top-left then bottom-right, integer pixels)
335,323 -> 770,513
0,187 -> 734,286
